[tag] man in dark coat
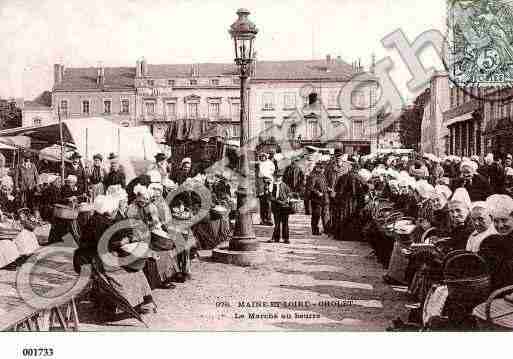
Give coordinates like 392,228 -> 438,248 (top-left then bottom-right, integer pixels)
325,148 -> 351,235
270,169 -> 292,244
14,154 -> 39,212
283,157 -> 304,195
451,161 -> 492,201
478,153 -> 504,194
309,163 -> 329,235
65,152 -> 88,196
171,157 -> 194,185
104,153 -> 126,189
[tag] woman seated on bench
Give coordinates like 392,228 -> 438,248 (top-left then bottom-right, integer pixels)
479,194 -> 513,291
74,195 -> 156,319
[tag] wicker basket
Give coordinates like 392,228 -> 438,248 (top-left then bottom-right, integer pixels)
442,252 -> 491,304
53,204 -> 79,220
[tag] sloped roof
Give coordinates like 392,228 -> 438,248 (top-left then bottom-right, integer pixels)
53,67 -> 136,91
55,59 -> 371,91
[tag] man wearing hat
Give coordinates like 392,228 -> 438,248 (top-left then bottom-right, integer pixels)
325,147 -> 352,236
270,169 -> 292,243
88,153 -> 108,200
256,152 -> 275,225
171,157 -> 194,185
283,156 -> 305,196
104,153 -> 126,189
14,153 -> 39,212
154,152 -> 170,182
65,152 -> 87,197
309,162 -> 329,235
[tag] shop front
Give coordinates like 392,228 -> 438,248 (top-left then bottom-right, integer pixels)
446,110 -> 483,157
484,117 -> 513,159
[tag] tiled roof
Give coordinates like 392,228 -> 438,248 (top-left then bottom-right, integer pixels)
55,59 -> 370,91
53,67 -> 135,91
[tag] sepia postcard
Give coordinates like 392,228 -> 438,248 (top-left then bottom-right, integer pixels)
0,1 -> 512,356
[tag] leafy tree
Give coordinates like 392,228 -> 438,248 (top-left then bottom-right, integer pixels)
398,89 -> 430,151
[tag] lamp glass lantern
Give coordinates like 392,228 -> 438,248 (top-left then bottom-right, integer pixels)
229,9 -> 258,66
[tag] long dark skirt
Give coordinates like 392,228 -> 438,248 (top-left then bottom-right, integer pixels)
192,216 -> 231,250
102,268 -> 153,307
143,249 -> 178,289
48,218 -> 80,245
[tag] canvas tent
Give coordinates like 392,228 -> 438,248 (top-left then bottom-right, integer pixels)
0,117 -> 161,181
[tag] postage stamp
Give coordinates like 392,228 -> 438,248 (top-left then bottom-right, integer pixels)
446,0 -> 513,92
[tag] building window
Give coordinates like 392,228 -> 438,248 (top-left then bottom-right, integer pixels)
450,87 -> 455,107
264,120 -> 273,130
211,79 -> 220,86
231,102 -> 240,121
104,100 -> 111,114
168,80 -> 175,86
308,92 -> 318,105
147,79 -> 154,86
209,102 -> 220,120
82,100 -> 90,115
352,119 -> 364,138
231,124 -> 240,137
121,99 -> 130,114
351,90 -> 365,108
33,117 -> 42,126
59,100 -> 68,116
284,93 -> 296,109
308,120 -> 320,139
262,92 -> 274,110
288,123 -> 297,139
166,102 -> 176,119
187,102 -> 199,119
145,101 -> 156,115
190,79 -> 197,86
328,91 -> 338,108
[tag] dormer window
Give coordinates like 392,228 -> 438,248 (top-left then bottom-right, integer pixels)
308,92 -> 318,105
190,79 -> 197,86
211,79 -> 220,86
147,79 -> 154,86
168,80 -> 175,86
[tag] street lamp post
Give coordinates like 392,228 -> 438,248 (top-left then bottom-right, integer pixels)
229,9 -> 258,252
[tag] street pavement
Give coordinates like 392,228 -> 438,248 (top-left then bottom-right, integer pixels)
76,214 -> 411,331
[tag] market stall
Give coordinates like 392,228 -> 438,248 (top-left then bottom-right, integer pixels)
0,117 -> 161,182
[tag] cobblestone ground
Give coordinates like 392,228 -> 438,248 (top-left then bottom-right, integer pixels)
75,214 -> 411,331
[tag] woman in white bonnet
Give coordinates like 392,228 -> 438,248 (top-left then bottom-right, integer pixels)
478,194 -> 513,289
466,201 -> 497,253
74,194 -> 156,317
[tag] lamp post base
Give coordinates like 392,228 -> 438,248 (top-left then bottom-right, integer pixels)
211,246 -> 266,267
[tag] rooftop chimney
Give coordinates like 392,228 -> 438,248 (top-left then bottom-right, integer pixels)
141,57 -> 148,77
97,62 -> 105,86
136,58 -> 142,78
336,55 -> 342,63
326,54 -> 331,64
54,64 -> 62,85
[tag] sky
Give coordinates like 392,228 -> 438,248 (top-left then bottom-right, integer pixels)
0,0 -> 447,102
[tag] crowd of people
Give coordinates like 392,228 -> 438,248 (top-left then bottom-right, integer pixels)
2,142 -> 513,328
256,146 -> 513,330
0,150 -> 234,320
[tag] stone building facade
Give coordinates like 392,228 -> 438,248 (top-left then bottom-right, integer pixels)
421,72 -> 450,156
51,56 -> 378,153
443,85 -> 484,157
